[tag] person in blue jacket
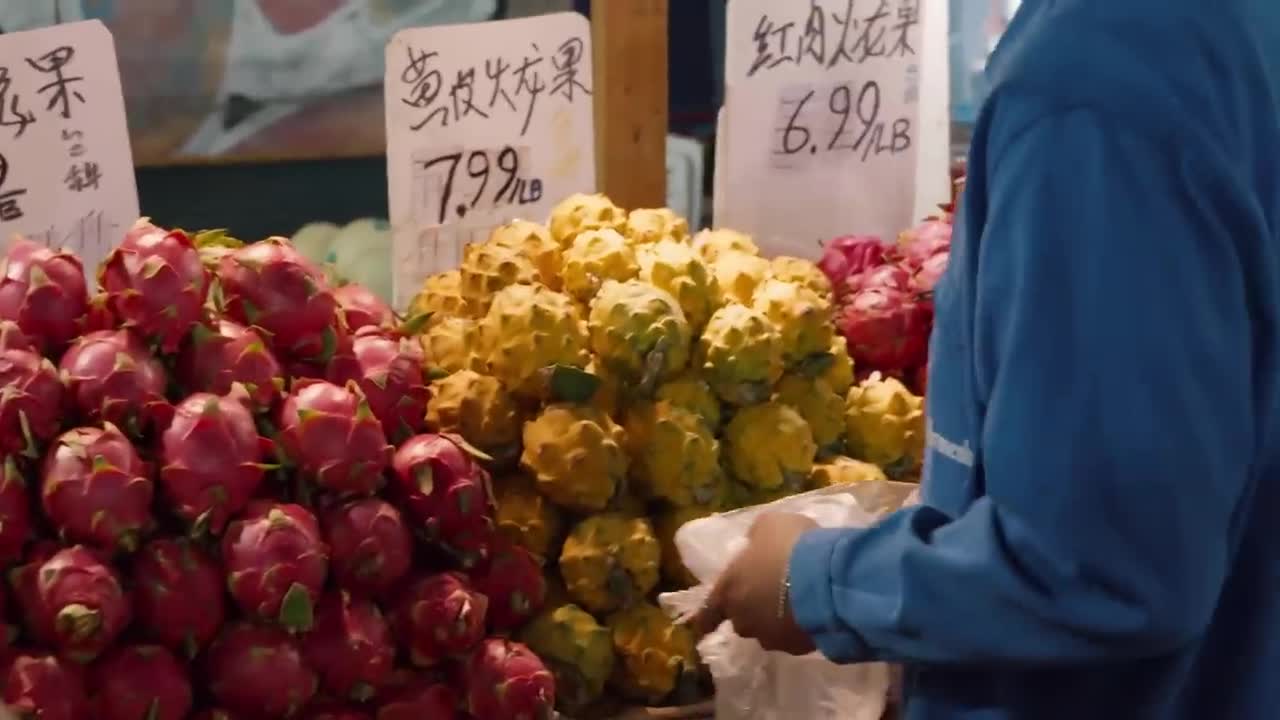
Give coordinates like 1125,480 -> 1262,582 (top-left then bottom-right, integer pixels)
694,1 -> 1280,718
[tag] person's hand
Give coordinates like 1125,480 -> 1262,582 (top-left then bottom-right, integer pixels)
692,512 -> 819,655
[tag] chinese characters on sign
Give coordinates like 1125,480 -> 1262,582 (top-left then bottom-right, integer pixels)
385,13 -> 596,308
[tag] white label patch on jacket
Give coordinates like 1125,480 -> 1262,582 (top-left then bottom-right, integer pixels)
927,417 -> 975,468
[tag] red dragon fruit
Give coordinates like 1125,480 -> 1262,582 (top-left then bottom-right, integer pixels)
217,237 -> 341,365
0,320 -> 32,351
897,217 -> 953,269
177,319 -> 285,413
223,501 -> 329,632
914,364 -> 929,397
391,434 -> 493,563
844,262 -> 913,295
912,248 -> 950,296
24,545 -> 131,661
334,284 -> 394,332
90,644 -> 193,720
322,498 -> 412,597
131,537 -> 227,658
191,709 -> 241,720
327,327 -> 429,443
81,292 -> 117,334
303,702 -> 374,720
206,622 -> 319,718
0,346 -> 64,459
99,220 -> 210,352
836,287 -> 932,371
59,329 -> 171,435
0,459 -> 30,566
301,590 -> 395,702
392,572 -> 488,667
818,235 -> 892,291
2,653 -> 89,720
277,380 -> 393,496
0,237 -> 89,354
470,540 -> 547,632
160,391 -> 271,535
464,639 -> 556,720
375,679 -> 459,720
41,424 -> 154,552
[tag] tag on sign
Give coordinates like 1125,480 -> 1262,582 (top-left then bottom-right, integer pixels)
0,20 -> 138,273
718,0 -> 928,256
384,12 -> 596,309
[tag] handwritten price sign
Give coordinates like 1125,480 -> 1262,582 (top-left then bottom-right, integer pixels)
385,12 -> 596,309
717,0 -> 929,255
0,21 -> 138,273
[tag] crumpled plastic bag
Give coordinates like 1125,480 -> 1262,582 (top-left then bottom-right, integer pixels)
659,481 -> 917,720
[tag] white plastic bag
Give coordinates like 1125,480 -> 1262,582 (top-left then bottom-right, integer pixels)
659,482 -> 916,720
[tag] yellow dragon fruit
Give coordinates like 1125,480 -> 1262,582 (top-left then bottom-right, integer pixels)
409,269 -> 474,320
709,251 -> 771,307
845,372 -> 926,477
521,404 -> 628,512
695,304 -> 783,405
489,219 -> 564,291
810,456 -> 888,488
561,229 -> 640,302
419,316 -> 484,375
822,336 -> 855,395
458,240 -> 542,314
770,255 -> 833,299
607,602 -> 699,703
623,401 -> 723,507
654,371 -> 722,431
584,356 -> 623,418
626,208 -> 690,246
775,374 -> 846,455
637,240 -> 717,332
752,278 -> 835,366
692,228 -> 759,262
559,514 -> 660,614
425,370 -> 522,459
520,603 -> 617,712
493,475 -> 563,559
476,284 -> 589,400
725,401 -> 817,491
655,504 -> 718,588
549,193 -> 628,247
588,280 -> 691,387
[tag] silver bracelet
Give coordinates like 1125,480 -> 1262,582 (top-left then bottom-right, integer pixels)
776,560 -> 792,620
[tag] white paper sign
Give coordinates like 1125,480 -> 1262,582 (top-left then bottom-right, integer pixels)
718,0 -> 928,256
0,20 -> 139,273
385,12 -> 596,309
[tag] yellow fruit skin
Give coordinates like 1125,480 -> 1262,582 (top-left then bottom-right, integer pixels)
521,603 -> 617,711
696,304 -> 783,406
725,401 -> 817,491
588,280 -> 691,384
810,456 -> 888,488
692,228 -> 759,262
655,504 -> 718,588
493,475 -> 563,559
822,337 -> 855,395
420,317 -> 484,375
607,602 -> 699,703
845,372 -> 926,475
626,208 -> 690,245
775,374 -> 846,454
752,279 -> 835,366
770,255 -> 833,299
489,219 -> 564,291
409,270 -> 474,321
458,240 -> 541,314
709,251 -> 771,307
624,401 -> 722,507
562,229 -> 640,302
559,514 -> 660,614
477,284 -> 589,400
637,240 -> 717,333
654,372 -> 722,431
522,404 -> 628,513
549,193 -> 628,247
425,370 -> 522,456
585,356 -> 624,418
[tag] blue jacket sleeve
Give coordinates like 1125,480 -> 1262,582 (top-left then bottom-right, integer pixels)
788,105 -> 1258,665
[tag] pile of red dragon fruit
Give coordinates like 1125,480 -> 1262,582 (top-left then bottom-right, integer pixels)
0,221 -> 553,719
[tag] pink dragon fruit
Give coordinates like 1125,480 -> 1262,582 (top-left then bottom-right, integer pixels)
464,639 -> 556,720
470,540 -> 547,632
222,501 -> 329,632
818,235 -> 893,291
0,346 -> 63,459
81,292 -> 117,334
321,498 -> 412,597
0,320 -> 32,351
303,702 -> 374,720
391,434 -> 494,566
836,287 -> 932,372
217,237 -> 341,364
191,710 -> 242,720
3,653 -> 89,720
301,590 -> 395,702
41,424 -> 154,553
131,537 -> 227,658
0,458 -> 31,565
22,545 -> 131,661
277,380 -> 393,496
0,237 -> 89,354
205,623 -> 319,718
844,262 -> 913,295
334,284 -> 394,332
176,319 -> 284,413
327,327 -> 429,443
392,572 -> 488,667
897,217 -> 953,269
913,249 -> 950,296
90,644 -> 193,720
160,391 -> 271,535
59,329 -> 172,436
99,220 -> 210,352
375,679 -> 459,720
914,364 -> 929,397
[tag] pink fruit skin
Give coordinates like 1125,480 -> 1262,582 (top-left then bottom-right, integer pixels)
836,287 -> 932,372
59,329 -> 172,435
464,639 -> 555,720
3,653 -> 89,720
391,435 -> 493,549
327,328 -> 429,444
278,380 -> 392,496
217,238 -> 341,364
0,320 -> 32,351
334,284 -> 394,332
0,348 -> 64,458
131,537 -> 227,658
897,218 -> 952,269
160,392 -> 270,535
0,460 -> 31,565
470,540 -> 547,632
81,292 -> 117,334
818,235 -> 891,291
913,249 -> 950,296
29,545 -> 131,662
375,680 -> 459,720
206,622 -> 319,718
99,220 -> 210,352
191,710 -> 242,720
393,573 -> 488,667
303,703 -> 374,720
223,501 -> 329,631
322,498 -> 412,597
91,644 -> 193,720
843,263 -> 913,296
177,319 -> 285,413
0,237 -> 89,354
301,591 -> 394,702
41,424 -> 154,552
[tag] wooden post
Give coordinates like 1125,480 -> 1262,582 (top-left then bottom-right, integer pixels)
591,0 -> 669,209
